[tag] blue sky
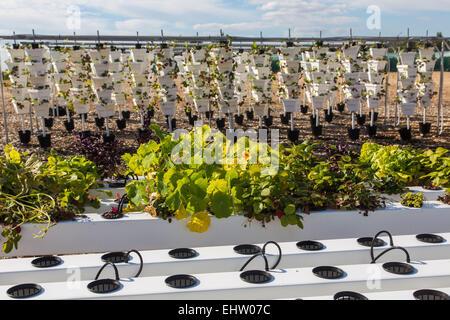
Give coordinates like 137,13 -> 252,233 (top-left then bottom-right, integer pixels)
0,0 -> 448,38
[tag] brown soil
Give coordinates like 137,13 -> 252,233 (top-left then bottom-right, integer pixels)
0,72 -> 449,158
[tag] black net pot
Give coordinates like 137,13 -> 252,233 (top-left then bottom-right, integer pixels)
116,119 -> 127,130
233,244 -> 261,255
7,284 -> 43,299
240,270 -> 273,284
95,117 -> 105,128
37,134 -> 51,149
169,248 -> 198,259
189,115 -> 198,126
235,114 -> 244,125
334,291 -> 368,301
44,118 -> 54,129
296,240 -> 325,251
357,237 -> 385,247
64,119 -> 75,133
324,110 -> 333,123
416,234 -> 445,244
165,274 -> 199,289
288,129 -> 300,143
216,118 -> 226,130
399,127 -> 412,141
382,262 -> 415,275
420,123 -> 431,135
122,111 -> 131,120
280,113 -> 290,125
311,125 -> 323,137
348,128 -> 360,141
87,279 -> 121,294
356,114 -> 366,126
246,110 -> 254,120
366,125 -> 377,138
18,130 -> 31,144
102,133 -> 116,143
101,252 -> 128,264
264,116 -> 273,128
300,105 -> 309,114
57,106 -> 67,117
312,266 -> 345,280
413,289 -> 450,301
31,256 -> 62,268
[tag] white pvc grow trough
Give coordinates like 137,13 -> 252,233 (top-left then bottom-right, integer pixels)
2,259 -> 450,300
299,287 -> 450,300
0,233 -> 448,285
1,200 -> 449,258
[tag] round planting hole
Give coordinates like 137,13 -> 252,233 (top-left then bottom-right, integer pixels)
233,244 -> 261,255
31,256 -> 62,268
168,248 -> 198,259
357,237 -> 386,247
334,291 -> 368,300
165,275 -> 198,289
416,234 -> 445,244
312,266 -> 345,280
240,270 -> 273,284
7,284 -> 42,299
101,252 -> 128,264
382,262 -> 415,275
413,289 -> 450,301
296,240 -> 325,251
87,279 -> 121,294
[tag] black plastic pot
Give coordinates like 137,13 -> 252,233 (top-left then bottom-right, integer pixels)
240,270 -> 273,284
31,256 -> 62,268
356,114 -> 366,126
337,103 -> 345,113
300,105 -> 308,114
116,119 -> 127,130
311,125 -> 323,137
216,118 -> 226,130
122,111 -> 131,120
64,119 -> 74,133
18,130 -> 31,144
399,127 -> 412,141
296,241 -> 325,251
44,118 -> 54,129
264,115 -> 273,128
166,117 -> 177,130
357,237 -> 385,248
383,262 -> 415,275
287,129 -> 300,143
188,115 -> 198,126
324,110 -> 333,123
366,125 -> 377,138
234,244 -> 261,255
280,113 -> 290,125
37,134 -> 51,149
169,248 -> 198,259
7,284 -> 43,299
414,289 -> 450,301
235,114 -> 244,125
246,110 -> 254,120
87,262 -> 121,294
57,106 -> 67,117
165,274 -> 198,289
205,111 -> 214,120
348,127 -> 360,141
102,133 -> 115,143
420,122 -> 431,135
95,117 -> 105,128
101,252 -> 128,264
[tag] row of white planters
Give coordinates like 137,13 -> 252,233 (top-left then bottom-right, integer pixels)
0,232 -> 448,285
3,258 -> 450,299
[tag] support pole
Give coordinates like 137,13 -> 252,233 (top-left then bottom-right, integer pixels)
437,40 -> 445,135
0,52 -> 9,144
384,49 -> 390,125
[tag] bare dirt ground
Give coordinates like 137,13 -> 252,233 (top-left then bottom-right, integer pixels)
0,72 -> 449,158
